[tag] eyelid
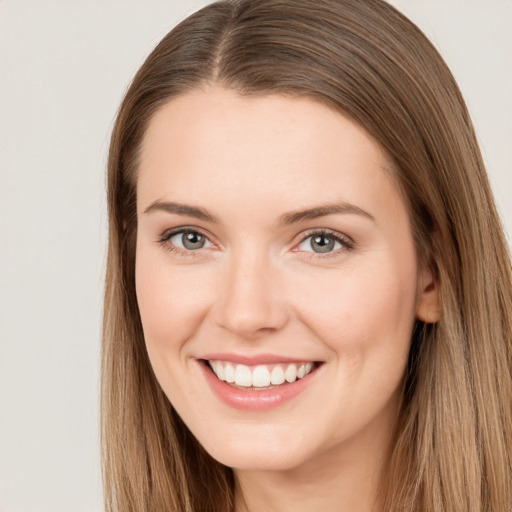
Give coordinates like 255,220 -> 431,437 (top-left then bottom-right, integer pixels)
156,226 -> 354,257
157,226 -> 217,255
292,228 -> 355,255
159,225 -> 212,241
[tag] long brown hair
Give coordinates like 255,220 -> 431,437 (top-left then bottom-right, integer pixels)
102,1 -> 512,510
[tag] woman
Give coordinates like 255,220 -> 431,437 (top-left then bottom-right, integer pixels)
101,0 -> 512,510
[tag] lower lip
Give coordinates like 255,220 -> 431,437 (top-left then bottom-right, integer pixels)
198,361 -> 321,411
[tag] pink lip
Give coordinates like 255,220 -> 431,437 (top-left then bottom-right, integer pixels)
197,359 -> 322,411
200,352 -> 315,365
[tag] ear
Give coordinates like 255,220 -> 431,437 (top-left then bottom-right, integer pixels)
415,265 -> 441,323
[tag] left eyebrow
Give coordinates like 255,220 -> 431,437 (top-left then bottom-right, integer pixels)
279,203 -> 375,224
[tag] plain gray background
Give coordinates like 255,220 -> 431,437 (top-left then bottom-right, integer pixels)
0,1 -> 510,511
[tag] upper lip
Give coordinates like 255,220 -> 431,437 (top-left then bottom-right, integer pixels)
198,353 -> 320,365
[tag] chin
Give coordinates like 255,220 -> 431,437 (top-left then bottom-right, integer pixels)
210,447 -> 307,472
197,425 -> 315,471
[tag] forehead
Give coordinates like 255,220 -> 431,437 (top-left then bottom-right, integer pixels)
137,86 -> 402,224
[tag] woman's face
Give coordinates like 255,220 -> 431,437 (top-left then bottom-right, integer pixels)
135,87 -> 437,471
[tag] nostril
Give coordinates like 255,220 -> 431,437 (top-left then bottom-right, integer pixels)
214,302 -> 289,338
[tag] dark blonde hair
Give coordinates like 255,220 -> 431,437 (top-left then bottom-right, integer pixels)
102,1 -> 512,510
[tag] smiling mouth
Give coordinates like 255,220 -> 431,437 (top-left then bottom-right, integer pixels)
205,360 -> 321,390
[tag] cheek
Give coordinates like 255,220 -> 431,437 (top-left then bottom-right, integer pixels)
135,250 -> 211,354
292,255 -> 418,359
289,255 -> 418,434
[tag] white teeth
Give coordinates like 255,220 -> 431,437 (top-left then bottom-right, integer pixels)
270,365 -> 285,385
252,365 -> 271,387
209,360 -> 316,387
213,361 -> 226,381
234,364 -> 252,387
224,363 -> 235,383
284,364 -> 297,383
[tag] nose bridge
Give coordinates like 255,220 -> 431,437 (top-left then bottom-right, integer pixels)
215,244 -> 288,337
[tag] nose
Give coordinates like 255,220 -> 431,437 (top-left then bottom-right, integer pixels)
213,251 -> 289,339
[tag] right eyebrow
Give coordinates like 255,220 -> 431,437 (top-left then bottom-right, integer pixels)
143,200 -> 220,224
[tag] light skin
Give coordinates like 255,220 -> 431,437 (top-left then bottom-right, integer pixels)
135,86 -> 439,512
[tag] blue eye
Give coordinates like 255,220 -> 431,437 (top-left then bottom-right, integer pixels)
297,232 -> 351,254
166,230 -> 212,251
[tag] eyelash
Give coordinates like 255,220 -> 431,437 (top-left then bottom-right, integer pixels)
294,229 -> 355,258
157,227 -> 213,257
157,227 -> 355,258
